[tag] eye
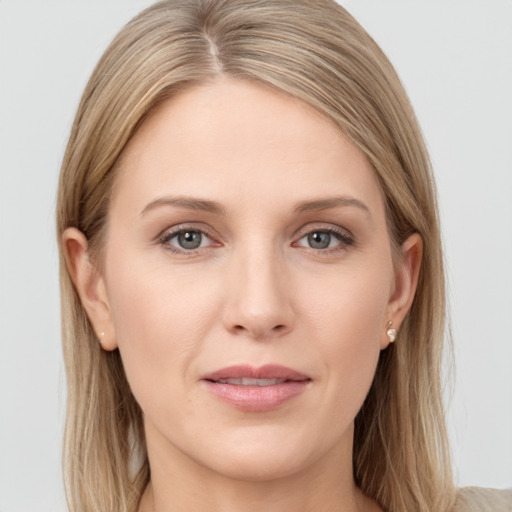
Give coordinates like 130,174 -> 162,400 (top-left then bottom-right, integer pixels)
294,228 -> 354,251
160,228 -> 214,252
305,231 -> 334,249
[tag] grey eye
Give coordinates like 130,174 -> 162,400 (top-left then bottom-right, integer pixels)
176,230 -> 203,249
307,231 -> 332,249
160,227 -> 216,254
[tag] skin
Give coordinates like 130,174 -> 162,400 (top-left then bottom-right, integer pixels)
64,78 -> 422,512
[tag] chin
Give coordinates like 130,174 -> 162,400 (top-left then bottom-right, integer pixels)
204,449 -> 311,482
185,423 -> 341,483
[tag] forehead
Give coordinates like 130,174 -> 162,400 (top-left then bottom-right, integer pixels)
111,78 -> 385,219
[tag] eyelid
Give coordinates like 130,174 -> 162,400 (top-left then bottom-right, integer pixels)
292,223 -> 355,250
294,222 -> 354,241
157,223 -> 221,253
156,222 -> 354,255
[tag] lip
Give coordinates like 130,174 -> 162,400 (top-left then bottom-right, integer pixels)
201,364 -> 311,412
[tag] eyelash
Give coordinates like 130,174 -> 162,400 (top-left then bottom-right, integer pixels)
293,227 -> 354,253
158,226 -> 218,255
157,225 -> 354,255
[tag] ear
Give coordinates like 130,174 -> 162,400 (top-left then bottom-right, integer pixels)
62,227 -> 117,351
382,232 -> 423,348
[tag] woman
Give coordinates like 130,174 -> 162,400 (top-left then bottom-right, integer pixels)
56,1 -> 512,511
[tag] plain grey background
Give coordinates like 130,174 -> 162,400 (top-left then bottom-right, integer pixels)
0,1 -> 511,511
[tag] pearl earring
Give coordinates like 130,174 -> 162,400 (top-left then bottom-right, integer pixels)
386,321 -> 397,343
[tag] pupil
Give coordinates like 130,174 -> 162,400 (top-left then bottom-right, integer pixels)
178,231 -> 201,249
308,231 -> 330,249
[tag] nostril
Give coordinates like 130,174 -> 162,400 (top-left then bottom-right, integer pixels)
231,323 -> 288,337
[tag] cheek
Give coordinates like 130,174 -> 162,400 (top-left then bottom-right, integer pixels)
303,268 -> 390,410
307,265 -> 391,347
103,255 -> 220,409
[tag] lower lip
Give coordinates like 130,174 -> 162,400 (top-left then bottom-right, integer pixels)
202,380 -> 310,412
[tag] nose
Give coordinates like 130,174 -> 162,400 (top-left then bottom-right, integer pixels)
222,246 -> 296,339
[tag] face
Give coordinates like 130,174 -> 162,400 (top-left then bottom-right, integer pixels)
68,78 -> 419,482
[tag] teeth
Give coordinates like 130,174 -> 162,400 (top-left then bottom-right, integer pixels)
216,378 -> 286,386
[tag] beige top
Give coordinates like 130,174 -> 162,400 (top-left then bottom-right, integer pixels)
453,487 -> 512,511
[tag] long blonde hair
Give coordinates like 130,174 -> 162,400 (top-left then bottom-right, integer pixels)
57,1 -> 455,511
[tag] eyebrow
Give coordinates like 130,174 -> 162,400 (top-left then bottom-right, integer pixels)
140,194 -> 370,218
140,196 -> 226,217
293,196 -> 371,216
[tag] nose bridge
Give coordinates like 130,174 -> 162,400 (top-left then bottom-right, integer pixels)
223,238 -> 295,338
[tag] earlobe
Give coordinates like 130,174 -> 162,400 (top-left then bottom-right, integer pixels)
62,227 -> 118,351
383,233 -> 423,347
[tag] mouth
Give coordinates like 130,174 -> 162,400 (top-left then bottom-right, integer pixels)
214,377 -> 288,386
201,364 -> 311,412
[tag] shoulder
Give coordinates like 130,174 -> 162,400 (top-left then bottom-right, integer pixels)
453,487 -> 512,511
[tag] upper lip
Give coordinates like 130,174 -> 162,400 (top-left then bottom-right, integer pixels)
202,364 -> 310,382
